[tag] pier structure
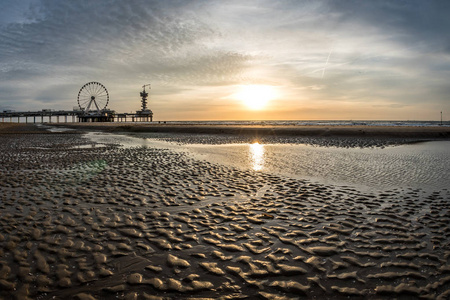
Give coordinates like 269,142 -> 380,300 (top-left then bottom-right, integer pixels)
116,113 -> 152,122
1,82 -> 154,123
0,110 -> 156,123
78,109 -> 115,122
0,110 -> 81,124
136,84 -> 153,122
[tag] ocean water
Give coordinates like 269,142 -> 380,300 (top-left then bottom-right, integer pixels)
86,132 -> 450,191
155,120 -> 450,127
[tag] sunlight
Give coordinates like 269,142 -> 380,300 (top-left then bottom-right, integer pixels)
249,142 -> 265,171
234,85 -> 277,110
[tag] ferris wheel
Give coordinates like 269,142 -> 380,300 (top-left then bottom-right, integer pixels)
77,82 -> 109,113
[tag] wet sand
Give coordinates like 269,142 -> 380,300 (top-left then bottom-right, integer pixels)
52,122 -> 450,148
53,122 -> 450,138
1,124 -> 449,299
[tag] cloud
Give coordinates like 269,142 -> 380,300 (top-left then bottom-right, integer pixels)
0,0 -> 449,119
0,0 -> 215,64
0,0 -> 230,110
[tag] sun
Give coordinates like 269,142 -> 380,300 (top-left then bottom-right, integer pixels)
234,85 -> 277,110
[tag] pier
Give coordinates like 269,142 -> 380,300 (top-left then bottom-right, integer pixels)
1,110 -> 80,124
0,110 -> 153,123
1,82 -> 154,124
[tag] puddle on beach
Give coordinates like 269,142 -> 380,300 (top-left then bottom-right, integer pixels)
37,124 -> 75,132
71,144 -> 107,149
85,132 -> 450,191
186,141 -> 450,191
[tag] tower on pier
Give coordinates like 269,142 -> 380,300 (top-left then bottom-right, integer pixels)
136,84 -> 153,122
141,84 -> 150,110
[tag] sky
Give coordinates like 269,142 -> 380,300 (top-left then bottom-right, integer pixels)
0,0 -> 449,121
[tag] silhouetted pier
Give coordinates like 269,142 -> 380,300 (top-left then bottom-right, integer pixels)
2,82 -> 154,123
1,110 -> 80,123
0,110 -> 152,123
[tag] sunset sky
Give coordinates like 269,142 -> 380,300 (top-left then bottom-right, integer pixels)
0,0 -> 449,121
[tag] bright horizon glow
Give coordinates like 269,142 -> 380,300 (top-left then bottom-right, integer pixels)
234,85 -> 278,110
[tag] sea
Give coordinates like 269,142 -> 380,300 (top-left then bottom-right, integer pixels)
152,120 -> 450,127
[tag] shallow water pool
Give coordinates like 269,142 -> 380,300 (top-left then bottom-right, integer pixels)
85,132 -> 450,191
184,141 -> 450,191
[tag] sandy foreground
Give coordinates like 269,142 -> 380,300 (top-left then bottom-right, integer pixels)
0,124 -> 449,299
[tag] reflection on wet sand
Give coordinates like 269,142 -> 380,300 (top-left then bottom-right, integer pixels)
249,142 -> 264,171
86,132 -> 450,190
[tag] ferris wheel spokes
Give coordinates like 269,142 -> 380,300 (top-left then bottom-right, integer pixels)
77,82 -> 109,113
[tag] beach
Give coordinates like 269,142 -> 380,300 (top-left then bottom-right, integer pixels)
0,123 -> 449,299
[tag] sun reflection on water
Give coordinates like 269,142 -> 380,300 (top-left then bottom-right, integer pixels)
250,142 -> 265,171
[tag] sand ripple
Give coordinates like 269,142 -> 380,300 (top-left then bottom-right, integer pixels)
0,131 -> 449,299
